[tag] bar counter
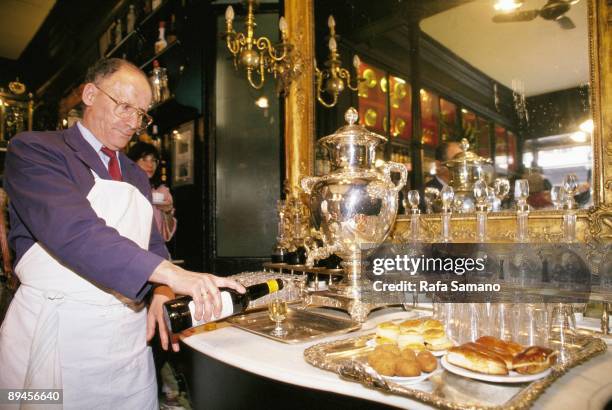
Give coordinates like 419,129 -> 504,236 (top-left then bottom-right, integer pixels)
180,307 -> 612,410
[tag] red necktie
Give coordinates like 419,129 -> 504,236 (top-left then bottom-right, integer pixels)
100,147 -> 123,181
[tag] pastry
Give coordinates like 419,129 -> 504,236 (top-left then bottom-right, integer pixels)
512,346 -> 557,375
447,345 -> 509,375
374,344 -> 400,356
400,347 -> 417,361
421,318 -> 444,332
397,329 -> 424,350
369,355 -> 396,376
376,321 -> 399,344
395,358 -> 421,377
423,329 -> 453,351
399,319 -> 423,333
462,342 -> 514,370
475,336 -> 524,356
416,350 -> 438,372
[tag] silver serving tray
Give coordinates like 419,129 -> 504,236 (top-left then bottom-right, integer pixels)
227,307 -> 361,344
304,333 -> 607,410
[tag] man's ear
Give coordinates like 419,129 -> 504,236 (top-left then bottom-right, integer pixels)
82,83 -> 97,107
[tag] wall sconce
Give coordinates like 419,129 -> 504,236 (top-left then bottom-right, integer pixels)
224,0 -> 299,92
315,15 -> 361,108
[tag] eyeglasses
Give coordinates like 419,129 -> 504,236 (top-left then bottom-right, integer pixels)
94,85 -> 153,132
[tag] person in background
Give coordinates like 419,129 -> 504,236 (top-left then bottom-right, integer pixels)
128,142 -> 176,241
424,141 -> 462,191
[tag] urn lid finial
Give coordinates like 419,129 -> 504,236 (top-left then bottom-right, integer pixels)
345,107 -> 358,125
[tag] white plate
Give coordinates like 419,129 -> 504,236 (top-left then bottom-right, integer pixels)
382,369 -> 441,385
441,356 -> 552,383
365,338 -> 449,357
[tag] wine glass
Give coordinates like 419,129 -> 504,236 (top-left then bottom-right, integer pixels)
424,187 -> 440,214
268,298 -> 288,337
550,186 -> 566,210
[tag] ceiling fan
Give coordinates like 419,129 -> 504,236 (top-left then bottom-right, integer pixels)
492,0 -> 581,30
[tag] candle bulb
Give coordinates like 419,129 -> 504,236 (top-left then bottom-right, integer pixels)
328,37 -> 337,52
279,16 -> 287,34
225,5 -> 234,22
328,15 -> 336,29
353,54 -> 361,69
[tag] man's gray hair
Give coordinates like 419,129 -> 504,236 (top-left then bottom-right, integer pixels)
84,58 -> 148,85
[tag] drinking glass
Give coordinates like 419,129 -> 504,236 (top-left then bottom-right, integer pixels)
268,299 -> 288,337
549,303 -> 577,364
517,303 -> 549,346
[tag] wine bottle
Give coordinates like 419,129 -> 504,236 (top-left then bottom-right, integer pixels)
163,279 -> 284,334
154,21 -> 167,54
166,14 -> 177,44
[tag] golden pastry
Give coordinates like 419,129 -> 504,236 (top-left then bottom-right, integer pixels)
416,350 -> 438,373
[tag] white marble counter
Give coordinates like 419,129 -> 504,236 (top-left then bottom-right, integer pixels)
181,309 -> 612,409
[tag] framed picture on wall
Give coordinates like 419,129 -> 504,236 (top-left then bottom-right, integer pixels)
171,121 -> 194,187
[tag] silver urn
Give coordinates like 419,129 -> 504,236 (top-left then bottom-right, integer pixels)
301,108 -> 407,297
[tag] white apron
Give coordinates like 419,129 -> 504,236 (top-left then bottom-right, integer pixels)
0,173 -> 158,410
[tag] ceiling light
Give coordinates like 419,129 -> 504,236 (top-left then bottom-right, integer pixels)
579,119 -> 594,133
494,0 -> 523,12
255,96 -> 269,109
570,131 -> 587,143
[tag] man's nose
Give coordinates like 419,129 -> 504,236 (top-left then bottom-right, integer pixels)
125,114 -> 140,131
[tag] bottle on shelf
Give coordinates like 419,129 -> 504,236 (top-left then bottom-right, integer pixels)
154,21 -> 168,54
163,279 -> 285,334
166,14 -> 178,44
114,18 -> 123,46
126,4 -> 137,34
149,60 -> 171,104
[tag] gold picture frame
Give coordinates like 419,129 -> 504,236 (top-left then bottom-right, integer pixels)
282,0 -> 612,246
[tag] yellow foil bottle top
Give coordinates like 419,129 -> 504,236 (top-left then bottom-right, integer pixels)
267,279 -> 280,293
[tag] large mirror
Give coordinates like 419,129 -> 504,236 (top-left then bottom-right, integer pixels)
312,0 -> 592,214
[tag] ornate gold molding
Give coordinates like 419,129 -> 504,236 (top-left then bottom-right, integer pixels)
284,0 -> 315,198
289,0 -> 612,244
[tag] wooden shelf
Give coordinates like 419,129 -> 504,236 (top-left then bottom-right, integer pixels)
105,0 -> 174,59
139,40 -> 180,70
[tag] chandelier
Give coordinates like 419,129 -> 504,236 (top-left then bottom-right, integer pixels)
224,0 -> 300,91
315,15 -> 361,108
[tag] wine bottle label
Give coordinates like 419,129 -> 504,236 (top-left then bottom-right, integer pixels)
188,291 -> 234,326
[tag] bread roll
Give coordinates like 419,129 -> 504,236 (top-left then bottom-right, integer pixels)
421,318 -> 444,331
397,330 -> 424,349
423,329 -> 453,351
513,346 -> 557,375
462,342 -> 514,370
475,336 -> 524,356
447,345 -> 508,375
395,358 -> 421,377
417,350 -> 437,372
399,319 -> 423,333
376,321 -> 399,344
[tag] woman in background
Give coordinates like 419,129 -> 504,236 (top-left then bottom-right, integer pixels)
128,142 -> 177,241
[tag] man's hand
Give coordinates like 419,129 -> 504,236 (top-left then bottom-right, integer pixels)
147,285 -> 180,352
149,261 -> 246,323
